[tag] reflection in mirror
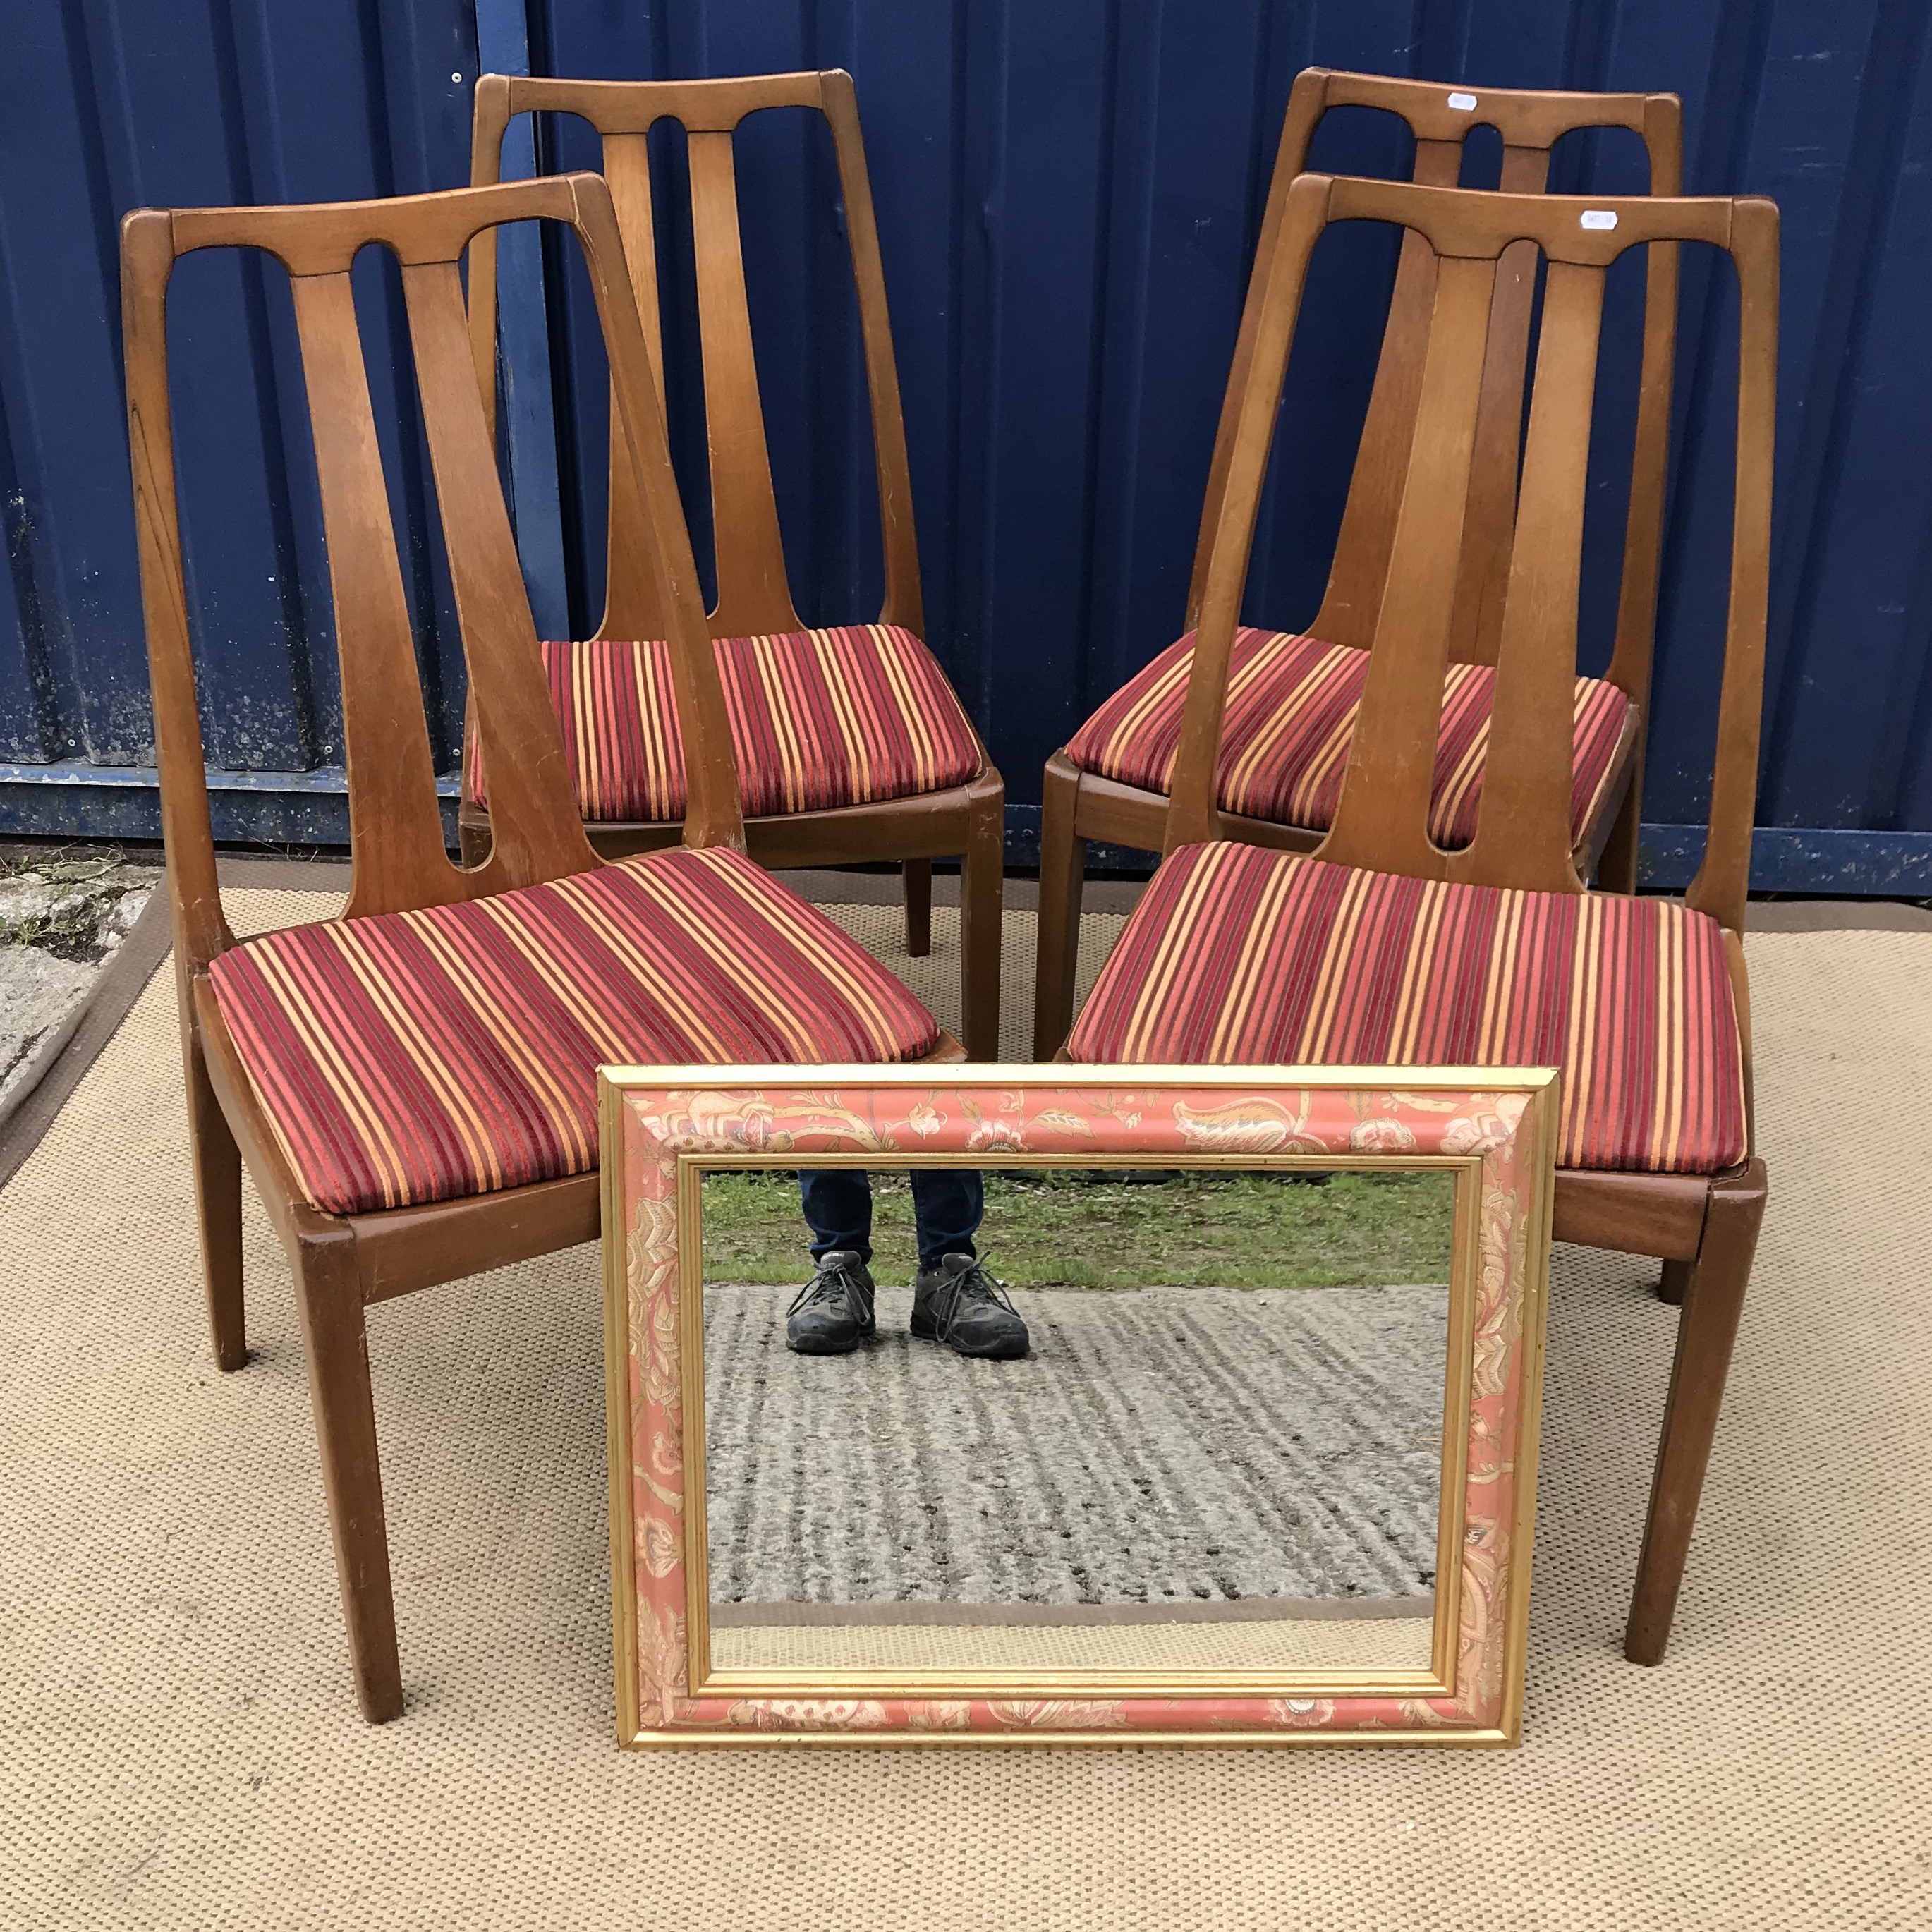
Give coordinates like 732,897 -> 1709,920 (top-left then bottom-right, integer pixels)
698,1163 -> 1457,1677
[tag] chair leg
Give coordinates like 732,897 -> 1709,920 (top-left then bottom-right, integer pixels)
1032,756 -> 1088,1060
903,858 -> 933,959
959,801 -> 1004,1061
1657,1258 -> 1692,1306
1597,763 -> 1642,895
294,1228 -> 403,1722
187,1035 -> 248,1371
1624,1158 -> 1767,1665
456,815 -> 491,869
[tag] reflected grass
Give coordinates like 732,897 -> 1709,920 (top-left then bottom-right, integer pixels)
699,1167 -> 1454,1289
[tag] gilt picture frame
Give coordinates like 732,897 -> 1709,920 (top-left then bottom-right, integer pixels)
598,1064 -> 1558,1749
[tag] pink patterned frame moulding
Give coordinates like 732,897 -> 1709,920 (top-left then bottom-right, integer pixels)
599,1063 -> 1559,1749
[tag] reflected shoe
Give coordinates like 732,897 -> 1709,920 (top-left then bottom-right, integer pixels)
911,1253 -> 1030,1359
786,1251 -> 875,1355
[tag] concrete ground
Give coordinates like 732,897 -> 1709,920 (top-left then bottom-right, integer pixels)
0,846 -> 159,1127
702,1278 -> 1449,1611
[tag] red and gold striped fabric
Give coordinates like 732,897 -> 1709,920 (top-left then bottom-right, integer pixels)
1068,842 -> 1746,1175
1065,628 -> 1634,847
467,624 -> 983,822
207,848 -> 940,1217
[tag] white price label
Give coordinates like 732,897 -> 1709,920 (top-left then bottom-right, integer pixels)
1580,209 -> 1620,231
1447,90 -> 1478,111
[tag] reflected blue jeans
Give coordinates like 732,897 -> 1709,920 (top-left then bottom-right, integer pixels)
798,1170 -> 983,1271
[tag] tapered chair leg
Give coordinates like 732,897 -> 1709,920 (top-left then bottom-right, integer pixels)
903,858 -> 932,958
959,791 -> 1004,1062
294,1227 -> 403,1722
1624,1158 -> 1767,1665
1596,760 -> 1643,896
1032,754 -> 1088,1061
186,1033 -> 248,1371
457,814 -> 491,869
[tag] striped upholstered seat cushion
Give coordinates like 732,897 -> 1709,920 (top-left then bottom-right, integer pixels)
1067,842 -> 1746,1176
1065,628 -> 1634,848
467,625 -> 983,822
207,848 -> 940,1217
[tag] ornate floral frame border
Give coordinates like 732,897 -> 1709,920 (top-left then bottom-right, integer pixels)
599,1063 -> 1558,1749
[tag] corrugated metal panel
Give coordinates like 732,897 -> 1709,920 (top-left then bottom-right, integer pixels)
5,0 -> 1932,892
0,0 -> 479,841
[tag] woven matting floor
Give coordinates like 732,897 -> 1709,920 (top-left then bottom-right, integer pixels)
4,888 -> 1931,1928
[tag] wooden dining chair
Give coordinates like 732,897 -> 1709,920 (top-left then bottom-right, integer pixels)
122,174 -> 962,1723
1034,69 -> 1683,1057
1062,174 -> 1777,1667
462,71 -> 1004,1059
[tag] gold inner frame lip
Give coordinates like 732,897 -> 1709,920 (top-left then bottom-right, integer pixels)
600,1065 -> 1558,1746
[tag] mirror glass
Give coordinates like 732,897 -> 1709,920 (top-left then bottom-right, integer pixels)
698,1162 -> 1457,1677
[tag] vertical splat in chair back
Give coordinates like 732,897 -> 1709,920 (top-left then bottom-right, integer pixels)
121,175 -> 745,981
1167,176 -> 1778,934
468,71 -> 922,644
1189,71 -> 1682,697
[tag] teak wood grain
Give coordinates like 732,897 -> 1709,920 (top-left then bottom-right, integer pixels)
122,175 -> 964,1724
1079,171 -> 1780,1667
1035,69 -> 1683,1059
461,71 -> 1003,1057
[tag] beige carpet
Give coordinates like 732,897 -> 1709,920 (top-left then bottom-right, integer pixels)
2,889 -> 1929,1928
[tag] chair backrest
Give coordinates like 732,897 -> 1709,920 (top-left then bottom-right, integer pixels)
122,174 -> 746,983
1167,176 -> 1777,936
1191,69 -> 1682,701
468,70 -> 919,643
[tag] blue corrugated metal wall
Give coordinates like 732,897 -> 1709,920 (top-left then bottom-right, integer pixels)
4,1 -> 1932,889
0,0 -> 478,842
